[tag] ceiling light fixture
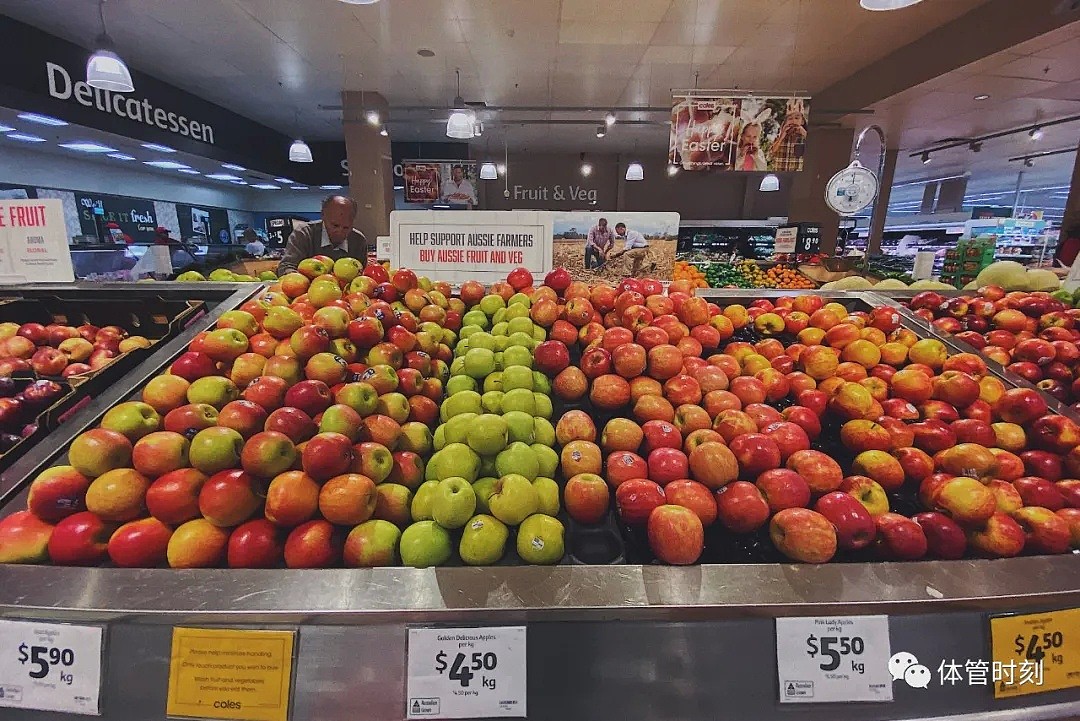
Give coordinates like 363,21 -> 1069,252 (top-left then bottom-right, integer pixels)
59,142 -> 117,153
222,163 -> 246,171
759,174 -> 780,192
273,178 -> 294,184
289,138 -> 313,163
417,48 -> 435,57
625,162 -> 644,181
144,160 -> 190,169
596,125 -> 607,138
177,168 -> 200,175
87,0 -> 134,92
480,162 -> 498,180
1024,158 -> 1034,168
4,133 -> 46,143
860,0 -> 924,9
251,183 -> 281,190
365,110 -> 380,126
106,152 -> 135,160
380,127 -> 388,137
446,69 -> 476,139
320,185 -> 344,190
581,162 -> 593,177
667,165 -> 679,177
337,0 -> 381,4
605,112 -> 617,126
16,112 -> 67,127
231,180 -> 248,185
497,163 -> 507,176
141,143 -> 176,153
206,173 -> 243,181
0,124 -> 14,132
974,94 -> 990,101
1030,127 -> 1044,141
290,186 -> 309,190
970,141 -> 983,153
921,152 -> 932,164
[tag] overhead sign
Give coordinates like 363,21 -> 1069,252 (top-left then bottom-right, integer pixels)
406,627 -> 527,719
669,94 -> 810,172
391,210 -> 553,283
75,192 -> 158,243
166,627 -> 296,721
776,615 -> 893,703
403,161 -> 478,208
0,619 -> 104,715
0,199 -> 76,283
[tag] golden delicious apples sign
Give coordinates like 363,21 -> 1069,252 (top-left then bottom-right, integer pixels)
669,94 -> 810,172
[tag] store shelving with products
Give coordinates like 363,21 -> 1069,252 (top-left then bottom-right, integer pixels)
966,218 -> 1059,268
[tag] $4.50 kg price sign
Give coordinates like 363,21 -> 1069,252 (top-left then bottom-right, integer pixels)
991,608 -> 1079,698
776,616 -> 893,703
407,627 -> 526,719
0,619 -> 103,715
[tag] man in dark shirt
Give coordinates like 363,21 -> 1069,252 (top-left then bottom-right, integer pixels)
277,195 -> 368,276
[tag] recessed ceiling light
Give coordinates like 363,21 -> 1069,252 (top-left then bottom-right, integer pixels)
141,142 -> 176,153
0,124 -> 14,133
5,133 -> 47,142
177,168 -> 201,175
106,153 -> 135,160
144,160 -> 190,169
320,185 -> 343,190
17,112 -> 67,126
206,173 -> 243,181
273,178 -> 294,184
251,183 -> 280,190
667,165 -> 680,177
596,125 -> 607,138
605,112 -> 617,126
1030,127 -> 1044,141
417,48 -> 435,57
290,186 -> 309,190
380,127 -> 388,137
365,110 -> 380,126
222,163 -> 246,171
59,142 -> 117,153
921,152 -> 932,164
860,0 -> 924,10
974,94 -> 990,101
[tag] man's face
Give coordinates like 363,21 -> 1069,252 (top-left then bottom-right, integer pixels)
323,201 -> 354,244
452,168 -> 464,182
615,225 -> 626,236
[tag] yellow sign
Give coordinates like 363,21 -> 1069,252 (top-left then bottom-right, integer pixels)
991,608 -> 1079,698
167,628 -> 295,721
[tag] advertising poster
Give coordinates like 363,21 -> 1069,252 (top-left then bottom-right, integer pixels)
669,94 -> 809,172
403,161 -> 478,208
553,211 -> 680,283
74,192 -> 158,242
390,210 -> 552,284
176,204 -> 231,243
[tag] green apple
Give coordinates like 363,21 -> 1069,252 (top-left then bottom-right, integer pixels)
532,477 -> 560,516
468,332 -> 496,351
478,455 -> 497,479
503,411 -> 536,444
516,514 -> 565,564
531,444 -> 559,479
444,413 -> 478,445
433,425 -> 446,451
533,393 -> 553,419
481,391 -> 504,414
489,473 -> 540,526
502,345 -> 533,369
472,477 -> 498,513
467,414 -> 508,456
505,306 -> 530,322
436,443 -> 481,483
187,376 -> 240,408
333,257 -> 363,282
344,520 -> 401,567
463,348 -> 496,379
176,270 -> 206,282
459,514 -> 508,565
483,372 -> 504,394
399,521 -> 452,568
399,422 -> 433,455
450,356 -> 467,375
446,375 -> 478,396
491,321 -> 508,337
432,477 -> 476,529
506,316 -> 533,336
532,418 -> 556,447
501,366 -> 534,392
441,390 -> 482,422
493,352 -> 505,372
100,401 -> 161,441
443,330 -> 458,347
494,336 -> 510,352
462,310 -> 489,329
479,295 -> 505,316
208,268 -> 235,281
492,308 -> 507,326
531,325 -> 546,342
508,292 -> 531,308
501,388 -> 536,416
188,426 -> 244,474
411,480 -> 441,521
506,333 -> 535,351
496,442 -> 540,480
532,372 -> 551,395
459,325 -> 481,341
425,450 -> 442,481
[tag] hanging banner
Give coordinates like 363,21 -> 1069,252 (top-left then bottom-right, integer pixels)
554,212 -> 680,283
669,94 -> 809,172
403,161 -> 479,208
0,199 -> 76,283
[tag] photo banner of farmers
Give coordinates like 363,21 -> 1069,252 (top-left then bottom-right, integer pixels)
402,161 -> 479,208
553,211 -> 680,284
668,94 -> 809,172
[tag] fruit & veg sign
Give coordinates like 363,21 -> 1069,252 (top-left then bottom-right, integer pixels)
0,199 -> 75,283
0,619 -> 104,715
391,210 -> 553,284
407,626 -> 526,719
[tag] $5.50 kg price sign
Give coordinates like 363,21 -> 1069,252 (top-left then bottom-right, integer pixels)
776,616 -> 893,703
991,608 -> 1080,698
0,619 -> 103,715
407,627 -> 526,719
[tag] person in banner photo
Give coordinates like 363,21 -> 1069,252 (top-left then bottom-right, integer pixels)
769,98 -> 808,172
611,222 -> 655,277
585,217 -> 614,270
735,122 -> 767,172
440,164 -> 477,208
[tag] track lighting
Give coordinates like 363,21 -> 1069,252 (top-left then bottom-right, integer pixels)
596,126 -> 607,138
921,152 -> 931,165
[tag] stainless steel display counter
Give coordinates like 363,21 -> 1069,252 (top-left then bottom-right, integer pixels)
0,286 -> 1077,721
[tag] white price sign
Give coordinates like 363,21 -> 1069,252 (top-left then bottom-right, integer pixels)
407,626 -> 526,719
776,615 -> 893,703
774,226 -> 798,254
0,619 -> 103,715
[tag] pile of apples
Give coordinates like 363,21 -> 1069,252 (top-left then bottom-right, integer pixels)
901,288 -> 1080,409
0,319 -> 150,379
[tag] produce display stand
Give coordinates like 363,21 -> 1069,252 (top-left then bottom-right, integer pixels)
0,287 -> 1077,721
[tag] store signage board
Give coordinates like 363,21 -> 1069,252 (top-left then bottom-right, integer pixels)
376,235 -> 392,262
166,628 -> 295,721
0,199 -> 75,284
406,626 -> 526,719
0,619 -> 104,715
391,210 -> 553,284
990,608 -> 1079,698
776,616 -> 893,703
775,226 -> 798,254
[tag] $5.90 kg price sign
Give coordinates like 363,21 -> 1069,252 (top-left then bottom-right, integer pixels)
991,608 -> 1080,698
0,619 -> 103,715
407,627 -> 526,719
776,616 -> 893,703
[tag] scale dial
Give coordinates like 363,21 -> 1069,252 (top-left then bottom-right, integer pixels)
825,161 -> 879,217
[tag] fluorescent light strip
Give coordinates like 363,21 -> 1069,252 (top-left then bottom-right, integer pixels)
5,133 -> 46,142
0,124 -> 14,133
17,112 -> 67,126
177,169 -> 201,175
141,143 -> 176,153
320,185 -> 343,190
231,180 -> 248,185
59,142 -> 117,153
222,163 -> 246,171
205,173 -> 243,181
144,160 -> 190,169
251,183 -> 280,190
106,153 -> 136,160
290,186 -> 309,190
273,178 -> 294,184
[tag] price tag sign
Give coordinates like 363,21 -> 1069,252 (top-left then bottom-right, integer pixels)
406,627 -> 526,719
774,226 -> 798,254
0,619 -> 103,715
991,608 -> 1079,698
776,616 -> 893,703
